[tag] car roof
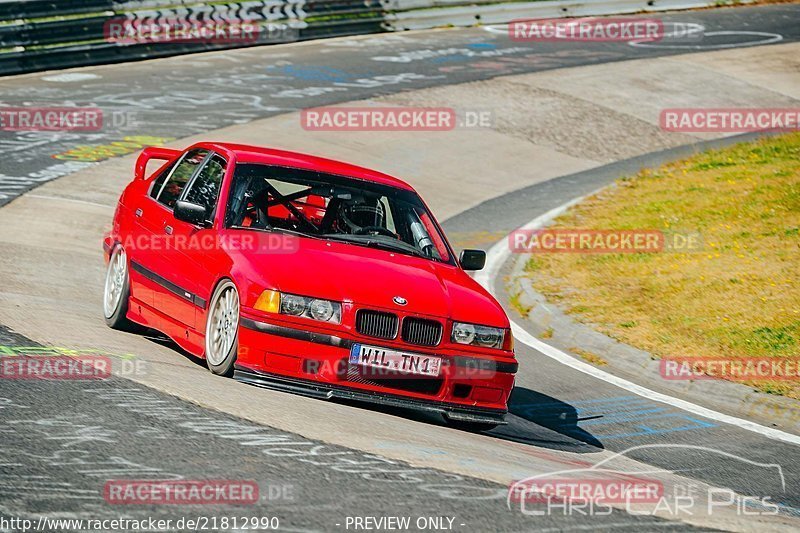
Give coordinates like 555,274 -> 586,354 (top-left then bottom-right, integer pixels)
194,142 -> 415,192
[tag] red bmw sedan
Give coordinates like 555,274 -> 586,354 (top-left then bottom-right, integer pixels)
103,142 -> 517,431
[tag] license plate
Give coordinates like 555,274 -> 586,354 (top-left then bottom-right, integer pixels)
349,343 -> 442,377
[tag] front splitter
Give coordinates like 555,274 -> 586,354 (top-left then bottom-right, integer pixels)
234,366 -> 508,425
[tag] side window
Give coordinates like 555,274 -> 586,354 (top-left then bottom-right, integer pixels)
149,161 -> 176,200
156,149 -> 209,208
184,155 -> 226,216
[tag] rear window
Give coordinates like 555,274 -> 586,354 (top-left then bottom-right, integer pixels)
149,161 -> 176,200
155,149 -> 209,208
184,155 -> 226,215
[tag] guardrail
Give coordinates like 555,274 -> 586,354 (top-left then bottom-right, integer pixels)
384,0 -> 751,31
0,0 -> 376,75
0,0 -> 750,76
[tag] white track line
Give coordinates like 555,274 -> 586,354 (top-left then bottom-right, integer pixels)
629,31 -> 783,50
475,193 -> 800,447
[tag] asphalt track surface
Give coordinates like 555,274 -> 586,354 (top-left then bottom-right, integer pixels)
1,3 -> 799,532
1,4 -> 799,202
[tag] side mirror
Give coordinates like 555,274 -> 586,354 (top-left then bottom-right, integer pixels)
174,200 -> 208,226
459,249 -> 486,271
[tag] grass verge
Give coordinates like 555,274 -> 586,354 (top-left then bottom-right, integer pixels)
525,133 -> 800,398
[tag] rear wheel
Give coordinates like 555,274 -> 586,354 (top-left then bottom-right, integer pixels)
205,280 -> 239,377
103,245 -> 135,330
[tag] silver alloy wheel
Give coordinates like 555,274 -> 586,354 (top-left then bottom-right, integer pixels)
103,247 -> 127,319
205,281 -> 239,367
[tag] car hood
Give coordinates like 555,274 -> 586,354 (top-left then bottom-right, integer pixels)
235,234 -> 508,327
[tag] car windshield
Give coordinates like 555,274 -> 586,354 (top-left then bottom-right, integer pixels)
225,163 -> 454,264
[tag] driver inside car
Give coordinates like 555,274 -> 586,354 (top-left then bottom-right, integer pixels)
226,170 -> 442,260
335,196 -> 395,237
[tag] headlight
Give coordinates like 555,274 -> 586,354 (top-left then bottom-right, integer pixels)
255,290 -> 341,324
452,322 -> 476,344
280,294 -> 307,316
451,321 -> 504,349
309,299 -> 335,322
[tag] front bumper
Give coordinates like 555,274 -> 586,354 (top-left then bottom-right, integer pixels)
237,315 -> 516,421
234,367 -> 508,425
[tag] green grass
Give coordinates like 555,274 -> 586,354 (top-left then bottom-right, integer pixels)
526,133 -> 800,398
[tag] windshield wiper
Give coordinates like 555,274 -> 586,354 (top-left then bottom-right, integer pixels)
270,226 -> 321,239
365,240 -> 428,258
232,225 -> 322,239
323,234 -> 428,259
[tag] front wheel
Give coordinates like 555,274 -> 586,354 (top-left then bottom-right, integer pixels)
205,280 -> 239,377
103,245 -> 136,331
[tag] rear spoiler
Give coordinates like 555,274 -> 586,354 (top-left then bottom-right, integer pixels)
135,146 -> 181,180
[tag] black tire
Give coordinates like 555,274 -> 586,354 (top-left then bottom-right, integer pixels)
204,280 -> 239,377
103,245 -> 137,331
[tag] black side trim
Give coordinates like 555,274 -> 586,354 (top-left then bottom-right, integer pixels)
233,367 -> 507,425
452,356 -> 518,375
240,317 -> 517,374
130,260 -> 207,309
240,317 -> 352,349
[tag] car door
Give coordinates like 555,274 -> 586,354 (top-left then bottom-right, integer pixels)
162,152 -> 228,332
147,148 -> 211,331
126,159 -> 177,311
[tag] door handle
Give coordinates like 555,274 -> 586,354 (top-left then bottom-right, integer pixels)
135,208 -> 143,217
164,225 -> 173,235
